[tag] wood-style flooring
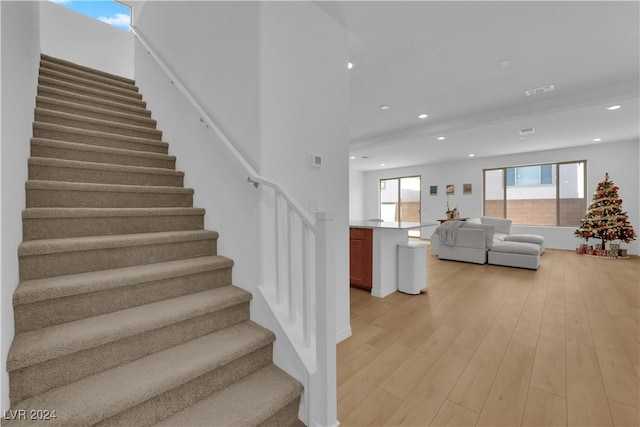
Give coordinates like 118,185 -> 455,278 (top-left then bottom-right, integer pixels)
338,248 -> 640,426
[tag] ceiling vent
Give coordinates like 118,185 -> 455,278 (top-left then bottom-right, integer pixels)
525,84 -> 555,96
519,128 -> 536,136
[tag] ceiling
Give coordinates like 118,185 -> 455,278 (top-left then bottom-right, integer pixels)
316,1 -> 640,171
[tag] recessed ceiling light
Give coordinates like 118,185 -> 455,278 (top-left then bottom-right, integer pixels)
519,137 -> 525,140
380,105 -> 390,110
437,136 -> 446,140
380,163 -> 385,166
349,156 -> 356,160
347,62 -> 353,70
606,105 -> 621,111
468,154 -> 475,157
418,113 -> 428,119
593,138 -> 603,142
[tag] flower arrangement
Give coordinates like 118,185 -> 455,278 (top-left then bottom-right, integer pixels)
446,197 -> 459,220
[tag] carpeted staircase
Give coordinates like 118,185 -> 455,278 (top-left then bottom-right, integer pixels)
5,54 -> 303,426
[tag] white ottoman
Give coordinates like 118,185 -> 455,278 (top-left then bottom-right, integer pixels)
504,234 -> 545,254
488,241 -> 541,270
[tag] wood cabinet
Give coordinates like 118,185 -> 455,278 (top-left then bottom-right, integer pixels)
349,227 -> 372,290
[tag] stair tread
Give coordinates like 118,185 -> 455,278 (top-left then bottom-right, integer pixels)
26,180 -> 192,194
33,122 -> 168,149
39,76 -> 144,106
41,54 -> 135,85
14,255 -> 230,305
39,67 -> 140,95
156,365 -> 303,427
29,157 -> 184,177
31,138 -> 175,161
18,229 -> 218,256
8,286 -> 252,371
38,86 -> 151,117
36,96 -> 156,126
7,321 -> 273,426
35,108 -> 161,136
23,207 -> 204,219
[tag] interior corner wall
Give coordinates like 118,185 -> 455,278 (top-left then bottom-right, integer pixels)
360,140 -> 639,254
1,0 -> 40,412
258,1 -> 351,343
40,0 -> 133,79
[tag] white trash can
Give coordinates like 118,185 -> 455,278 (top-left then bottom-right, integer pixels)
398,242 -> 427,295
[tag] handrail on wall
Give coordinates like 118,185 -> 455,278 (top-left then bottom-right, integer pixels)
129,25 -> 315,230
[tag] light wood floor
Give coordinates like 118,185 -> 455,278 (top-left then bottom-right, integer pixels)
338,248 -> 640,426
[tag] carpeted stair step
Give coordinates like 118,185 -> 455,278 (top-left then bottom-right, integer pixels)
156,364 -> 303,427
26,181 -> 193,208
39,76 -> 145,108
41,53 -> 135,85
39,67 -> 140,98
28,158 -> 184,187
36,96 -> 157,129
35,109 -> 163,141
13,255 -> 233,333
33,122 -> 168,154
38,85 -> 151,118
31,138 -> 176,169
23,207 -> 204,240
26,180 -> 193,209
8,286 -> 251,402
18,230 -> 217,280
4,321 -> 275,427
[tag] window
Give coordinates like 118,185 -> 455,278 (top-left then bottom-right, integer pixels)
484,161 -> 586,226
506,165 -> 554,186
49,0 -> 132,32
379,176 -> 421,237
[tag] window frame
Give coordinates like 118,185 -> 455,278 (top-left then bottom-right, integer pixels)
483,160 -> 587,226
378,175 -> 422,236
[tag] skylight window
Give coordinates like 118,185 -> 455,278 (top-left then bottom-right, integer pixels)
48,0 -> 131,32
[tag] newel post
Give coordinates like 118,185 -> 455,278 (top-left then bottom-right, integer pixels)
310,212 -> 338,427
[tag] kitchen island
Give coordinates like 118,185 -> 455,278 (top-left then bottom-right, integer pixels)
349,221 -> 433,298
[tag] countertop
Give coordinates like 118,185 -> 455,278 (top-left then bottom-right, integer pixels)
349,220 -> 437,230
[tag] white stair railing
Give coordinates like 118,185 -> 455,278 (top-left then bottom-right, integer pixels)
130,26 -> 336,427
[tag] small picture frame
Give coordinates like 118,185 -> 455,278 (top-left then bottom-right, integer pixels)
463,183 -> 472,195
430,185 -> 438,196
446,184 -> 455,195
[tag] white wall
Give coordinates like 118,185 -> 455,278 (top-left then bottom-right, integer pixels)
1,0 -> 40,412
359,140 -> 640,254
259,5 -> 348,423
350,168 -> 366,220
40,1 -> 133,79
133,2 -> 348,423
134,2 -> 261,170
260,1 -> 350,345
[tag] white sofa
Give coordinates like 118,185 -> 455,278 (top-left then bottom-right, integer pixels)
431,216 -> 544,269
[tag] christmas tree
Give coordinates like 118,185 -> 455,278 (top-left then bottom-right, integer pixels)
574,172 -> 636,247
